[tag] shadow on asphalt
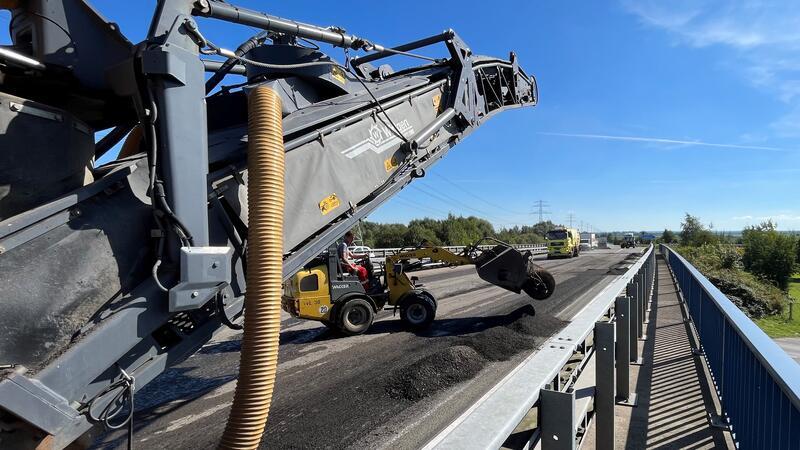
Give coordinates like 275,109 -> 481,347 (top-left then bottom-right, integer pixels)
275,304 -> 541,345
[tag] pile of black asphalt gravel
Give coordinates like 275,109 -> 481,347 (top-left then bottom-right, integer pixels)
261,305 -> 565,448
385,305 -> 564,401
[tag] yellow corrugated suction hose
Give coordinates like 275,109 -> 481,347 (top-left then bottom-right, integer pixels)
220,86 -> 285,449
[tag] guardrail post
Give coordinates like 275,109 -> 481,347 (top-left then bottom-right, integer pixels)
626,281 -> 642,364
644,255 -> 655,312
540,388 -> 576,450
635,273 -> 646,336
595,321 -> 615,446
615,296 -> 636,406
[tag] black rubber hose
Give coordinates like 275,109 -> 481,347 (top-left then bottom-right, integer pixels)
205,31 -> 268,94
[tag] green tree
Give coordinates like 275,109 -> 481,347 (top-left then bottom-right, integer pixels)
680,213 -> 716,246
797,236 -> 800,266
742,221 -> 797,289
372,223 -> 408,248
440,214 -> 494,245
532,220 -> 557,236
404,222 -> 442,246
358,215 -> 549,249
660,229 -> 676,243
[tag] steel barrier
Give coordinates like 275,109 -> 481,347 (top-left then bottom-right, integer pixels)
662,244 -> 800,450
369,243 -> 548,258
425,245 -> 656,449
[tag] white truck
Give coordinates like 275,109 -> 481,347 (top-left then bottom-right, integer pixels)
620,232 -> 637,249
580,232 -> 597,250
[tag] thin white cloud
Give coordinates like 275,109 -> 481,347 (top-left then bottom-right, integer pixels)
731,214 -> 800,223
538,132 -> 793,152
624,1 -> 800,50
771,105 -> 800,138
623,0 -> 800,137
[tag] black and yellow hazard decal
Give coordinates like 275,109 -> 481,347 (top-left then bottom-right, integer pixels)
331,66 -> 346,85
432,93 -> 442,112
319,194 -> 341,215
384,155 -> 400,172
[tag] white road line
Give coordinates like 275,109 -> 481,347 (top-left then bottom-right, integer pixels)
154,402 -> 230,435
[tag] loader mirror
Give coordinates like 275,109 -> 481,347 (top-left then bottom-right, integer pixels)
393,263 -> 404,275
411,276 -> 419,283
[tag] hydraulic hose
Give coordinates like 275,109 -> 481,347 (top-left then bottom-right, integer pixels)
205,31 -> 268,94
220,86 -> 285,449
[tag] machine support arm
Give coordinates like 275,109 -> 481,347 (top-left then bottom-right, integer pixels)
349,30 -> 456,67
387,246 -> 473,268
197,1 -> 386,51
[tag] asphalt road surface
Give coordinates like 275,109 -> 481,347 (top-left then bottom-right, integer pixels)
93,247 -> 642,449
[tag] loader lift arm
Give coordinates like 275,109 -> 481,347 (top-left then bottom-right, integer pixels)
385,239 -> 555,305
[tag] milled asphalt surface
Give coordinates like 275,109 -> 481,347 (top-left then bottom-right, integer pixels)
93,247 -> 641,449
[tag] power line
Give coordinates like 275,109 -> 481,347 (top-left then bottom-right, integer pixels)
431,173 -> 531,216
566,213 -> 576,228
411,183 -> 497,218
532,200 -> 551,223
392,196 -> 450,217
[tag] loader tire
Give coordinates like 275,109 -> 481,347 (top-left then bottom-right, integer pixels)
400,292 -> 436,330
337,297 -> 375,336
523,269 -> 556,300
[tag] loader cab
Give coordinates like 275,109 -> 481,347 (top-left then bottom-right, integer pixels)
326,243 -> 369,295
281,245 -> 366,322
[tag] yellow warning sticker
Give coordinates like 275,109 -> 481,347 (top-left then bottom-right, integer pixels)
319,194 -> 341,215
331,66 -> 347,85
432,93 -> 442,112
384,156 -> 400,172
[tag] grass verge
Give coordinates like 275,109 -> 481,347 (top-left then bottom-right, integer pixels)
756,274 -> 800,339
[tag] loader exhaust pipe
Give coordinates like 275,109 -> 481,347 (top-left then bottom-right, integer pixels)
220,86 -> 285,449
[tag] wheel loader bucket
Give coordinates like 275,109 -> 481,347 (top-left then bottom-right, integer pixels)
474,245 -> 555,300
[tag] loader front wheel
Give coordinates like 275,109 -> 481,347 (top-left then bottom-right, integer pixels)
400,292 -> 436,330
337,298 -> 375,335
523,269 -> 556,300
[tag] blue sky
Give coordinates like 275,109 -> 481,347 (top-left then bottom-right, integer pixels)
3,1 -> 798,231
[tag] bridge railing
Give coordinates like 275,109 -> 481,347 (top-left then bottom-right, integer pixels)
368,243 -> 548,258
425,245 -> 656,449
662,244 -> 800,450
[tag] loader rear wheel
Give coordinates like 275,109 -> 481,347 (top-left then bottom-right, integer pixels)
523,269 -> 556,300
400,292 -> 436,330
337,298 -> 375,335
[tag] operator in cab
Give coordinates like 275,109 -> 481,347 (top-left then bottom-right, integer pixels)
338,231 -> 368,287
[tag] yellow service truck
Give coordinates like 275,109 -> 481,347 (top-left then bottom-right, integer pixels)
546,228 -> 581,258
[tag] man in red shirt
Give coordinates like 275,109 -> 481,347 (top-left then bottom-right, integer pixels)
338,231 -> 368,287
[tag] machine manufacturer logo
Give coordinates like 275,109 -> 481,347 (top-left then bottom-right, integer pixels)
341,120 -> 414,159
331,283 -> 350,289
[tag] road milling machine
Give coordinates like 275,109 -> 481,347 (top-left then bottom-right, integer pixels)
0,1 -> 547,448
284,239 -> 556,335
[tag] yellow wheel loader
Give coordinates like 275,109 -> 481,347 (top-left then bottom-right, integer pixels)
282,238 -> 556,335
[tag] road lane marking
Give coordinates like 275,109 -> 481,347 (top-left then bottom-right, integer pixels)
154,402 -> 230,435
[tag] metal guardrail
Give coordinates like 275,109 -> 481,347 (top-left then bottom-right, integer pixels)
661,244 -> 800,450
369,243 -> 547,258
425,245 -> 656,449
